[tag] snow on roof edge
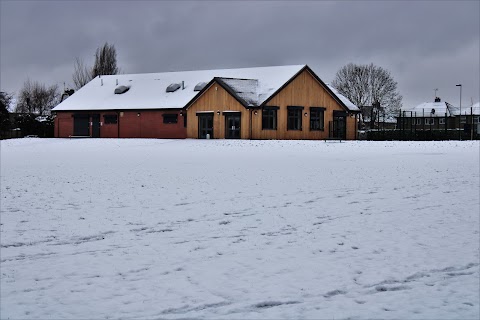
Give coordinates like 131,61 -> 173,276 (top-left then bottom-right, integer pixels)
52,65 -> 359,113
53,65 -> 306,111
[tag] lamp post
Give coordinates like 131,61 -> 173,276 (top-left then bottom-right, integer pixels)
456,84 -> 462,139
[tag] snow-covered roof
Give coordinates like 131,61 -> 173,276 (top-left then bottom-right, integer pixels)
326,84 -> 359,111
52,65 -> 359,112
449,102 -> 480,116
216,78 -> 259,106
53,65 -> 304,111
401,101 -> 456,117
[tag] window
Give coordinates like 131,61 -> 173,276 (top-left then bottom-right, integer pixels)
262,107 -> 278,130
474,117 -> 479,124
163,114 -> 178,124
310,107 -> 325,130
287,106 -> 303,130
460,116 -> 466,124
103,115 -> 118,124
425,118 -> 434,125
416,118 -> 422,125
439,118 -> 445,125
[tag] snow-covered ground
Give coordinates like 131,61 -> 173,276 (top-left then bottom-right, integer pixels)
1,138 -> 479,319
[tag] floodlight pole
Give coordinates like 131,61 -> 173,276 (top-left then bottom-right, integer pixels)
456,84 -> 462,139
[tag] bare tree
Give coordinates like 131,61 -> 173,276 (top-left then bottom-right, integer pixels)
332,63 -> 402,128
91,42 -> 119,78
72,57 -> 92,90
16,79 -> 59,115
72,43 -> 120,90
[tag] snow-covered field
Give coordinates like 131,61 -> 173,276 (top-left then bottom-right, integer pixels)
1,138 -> 479,319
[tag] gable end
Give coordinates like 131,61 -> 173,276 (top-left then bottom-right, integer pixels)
183,78 -> 252,111
261,65 -> 359,113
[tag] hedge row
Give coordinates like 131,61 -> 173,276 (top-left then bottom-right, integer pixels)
365,129 -> 478,141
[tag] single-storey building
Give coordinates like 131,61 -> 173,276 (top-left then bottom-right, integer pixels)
52,65 -> 360,140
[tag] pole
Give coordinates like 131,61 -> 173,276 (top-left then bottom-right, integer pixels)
471,107 -> 474,140
411,111 -> 413,134
456,84 -> 462,140
460,86 -> 462,139
413,111 -> 416,138
445,112 -> 447,134
422,108 -> 425,131
401,110 -> 405,139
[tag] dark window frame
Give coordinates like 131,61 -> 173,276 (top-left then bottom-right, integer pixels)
262,106 -> 279,130
103,114 -> 118,124
197,113 -> 214,139
425,118 -> 434,125
162,113 -> 178,124
287,106 -> 303,131
73,114 -> 90,136
310,107 -> 325,131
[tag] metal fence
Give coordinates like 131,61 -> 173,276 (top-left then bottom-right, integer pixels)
364,128 -> 478,141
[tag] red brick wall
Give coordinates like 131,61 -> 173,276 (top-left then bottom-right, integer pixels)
55,113 -> 74,138
118,111 -> 186,138
101,113 -> 119,138
54,110 -> 186,139
118,112 -> 139,138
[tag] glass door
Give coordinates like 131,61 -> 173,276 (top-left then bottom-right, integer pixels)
198,114 -> 214,139
225,113 -> 241,139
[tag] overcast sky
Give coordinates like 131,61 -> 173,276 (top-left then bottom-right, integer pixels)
1,0 -> 479,110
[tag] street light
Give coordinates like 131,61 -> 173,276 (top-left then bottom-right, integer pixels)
456,84 -> 462,139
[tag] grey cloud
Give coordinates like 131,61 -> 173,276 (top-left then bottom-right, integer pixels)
1,1 -> 478,108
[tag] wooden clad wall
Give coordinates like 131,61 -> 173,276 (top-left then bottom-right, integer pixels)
186,69 -> 357,140
186,83 -> 250,139
251,69 -> 357,140
345,115 -> 356,140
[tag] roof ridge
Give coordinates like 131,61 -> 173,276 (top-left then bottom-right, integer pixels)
215,77 -> 259,81
97,65 -> 306,78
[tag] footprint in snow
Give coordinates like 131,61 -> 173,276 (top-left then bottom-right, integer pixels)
324,289 -> 347,298
254,301 -> 300,309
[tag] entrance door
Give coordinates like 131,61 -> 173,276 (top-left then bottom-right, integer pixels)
330,111 -> 347,139
91,114 -> 100,138
73,115 -> 89,136
225,113 -> 241,139
198,114 -> 214,139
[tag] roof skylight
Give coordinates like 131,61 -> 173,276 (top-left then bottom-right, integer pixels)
114,85 -> 130,94
194,82 -> 207,92
166,83 -> 181,93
